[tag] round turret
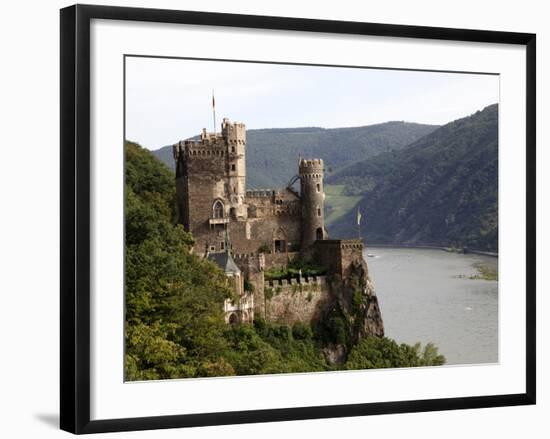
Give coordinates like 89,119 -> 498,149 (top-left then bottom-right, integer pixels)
299,158 -> 326,249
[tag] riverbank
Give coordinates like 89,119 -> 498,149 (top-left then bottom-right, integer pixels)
470,262 -> 498,281
365,242 -> 498,258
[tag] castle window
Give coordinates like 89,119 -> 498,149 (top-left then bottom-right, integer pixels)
213,200 -> 224,219
274,240 -> 286,253
316,227 -> 324,240
316,183 -> 321,192
231,164 -> 236,171
317,207 -> 321,216
231,146 -> 235,153
220,241 -> 225,250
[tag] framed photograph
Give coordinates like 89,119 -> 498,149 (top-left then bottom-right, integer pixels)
60,4 -> 536,434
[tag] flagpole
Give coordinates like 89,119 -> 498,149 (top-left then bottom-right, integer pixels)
357,206 -> 362,242
212,90 -> 216,133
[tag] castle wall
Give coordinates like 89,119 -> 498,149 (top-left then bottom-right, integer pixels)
232,253 -> 265,319
263,276 -> 331,324
228,214 -> 302,254
264,251 -> 300,268
313,239 -> 365,279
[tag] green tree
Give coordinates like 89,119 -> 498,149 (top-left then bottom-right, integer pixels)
125,141 -> 234,380
345,337 -> 445,370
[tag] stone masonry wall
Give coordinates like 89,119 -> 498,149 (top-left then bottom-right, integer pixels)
228,214 -> 301,254
313,239 -> 365,278
263,276 -> 331,324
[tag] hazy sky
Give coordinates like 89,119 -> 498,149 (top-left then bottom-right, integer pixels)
125,56 -> 499,150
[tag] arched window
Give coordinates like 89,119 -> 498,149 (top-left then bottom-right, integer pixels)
316,227 -> 324,240
213,200 -> 224,219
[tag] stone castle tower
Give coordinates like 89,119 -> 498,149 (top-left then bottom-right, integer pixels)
299,158 -> 326,250
173,118 -> 249,254
222,119 -> 247,220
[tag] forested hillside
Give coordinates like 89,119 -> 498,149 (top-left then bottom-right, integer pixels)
152,121 -> 438,188
125,141 -> 445,380
328,104 -> 499,251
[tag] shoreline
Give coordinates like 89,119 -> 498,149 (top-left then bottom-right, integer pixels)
364,243 -> 498,258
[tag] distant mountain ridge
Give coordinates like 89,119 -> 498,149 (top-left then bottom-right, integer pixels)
151,121 -> 439,188
328,104 -> 499,251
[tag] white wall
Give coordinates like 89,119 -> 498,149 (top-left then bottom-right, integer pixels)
0,0 -> 546,437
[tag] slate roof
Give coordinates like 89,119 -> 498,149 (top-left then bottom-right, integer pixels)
207,251 -> 241,274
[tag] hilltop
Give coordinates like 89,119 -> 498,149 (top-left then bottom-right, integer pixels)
327,104 -> 499,251
151,121 -> 438,188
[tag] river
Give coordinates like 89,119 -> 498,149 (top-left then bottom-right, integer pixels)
365,247 -> 498,365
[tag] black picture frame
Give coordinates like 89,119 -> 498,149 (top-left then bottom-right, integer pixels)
60,4 -> 536,434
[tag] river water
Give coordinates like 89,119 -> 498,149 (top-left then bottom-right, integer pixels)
365,247 -> 498,365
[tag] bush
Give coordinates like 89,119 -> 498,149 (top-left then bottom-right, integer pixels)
345,337 -> 446,370
244,279 -> 255,292
314,305 -> 350,347
292,322 -> 313,340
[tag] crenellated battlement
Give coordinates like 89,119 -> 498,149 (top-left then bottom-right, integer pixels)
246,189 -> 276,198
172,137 -> 226,160
172,118 -> 246,162
264,275 -> 327,288
221,118 -> 246,144
299,158 -> 324,174
315,239 -> 363,250
233,252 -> 258,260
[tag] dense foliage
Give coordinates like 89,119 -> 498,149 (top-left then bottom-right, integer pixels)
152,121 -> 438,188
346,338 -> 445,369
328,104 -> 499,251
125,141 -> 445,380
125,141 -> 234,380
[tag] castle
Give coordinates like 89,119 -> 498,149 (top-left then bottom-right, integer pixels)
173,118 -> 384,342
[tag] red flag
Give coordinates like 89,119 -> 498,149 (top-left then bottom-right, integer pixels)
212,92 -> 215,109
